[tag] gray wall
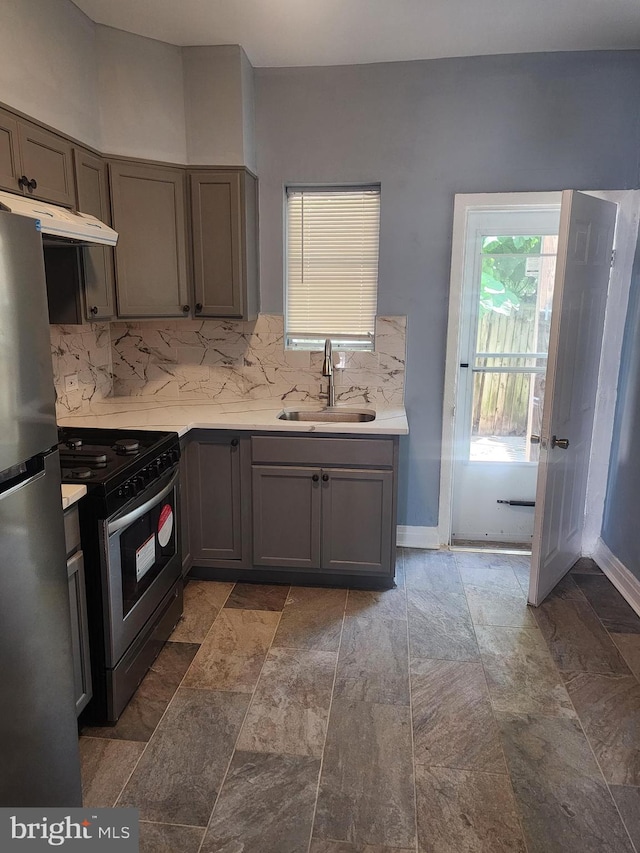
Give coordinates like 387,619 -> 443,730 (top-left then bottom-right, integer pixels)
256,51 -> 640,527
602,237 -> 640,577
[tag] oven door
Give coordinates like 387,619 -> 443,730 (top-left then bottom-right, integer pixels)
101,466 -> 182,666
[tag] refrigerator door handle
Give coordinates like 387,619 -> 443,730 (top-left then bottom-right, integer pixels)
0,459 -> 46,501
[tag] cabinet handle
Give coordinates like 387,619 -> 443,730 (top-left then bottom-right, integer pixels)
18,175 -> 29,190
230,438 -> 239,447
322,474 -> 329,482
195,303 -> 203,314
312,474 -> 319,482
27,178 -> 37,192
90,306 -> 98,316
182,305 -> 190,313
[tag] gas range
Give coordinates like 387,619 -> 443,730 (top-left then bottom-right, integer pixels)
57,427 -> 180,516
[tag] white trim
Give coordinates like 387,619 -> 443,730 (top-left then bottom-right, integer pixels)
592,538 -> 640,619
439,192 -> 562,546
397,525 -> 440,549
582,191 -> 640,554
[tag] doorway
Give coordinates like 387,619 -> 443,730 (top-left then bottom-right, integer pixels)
450,203 -> 560,547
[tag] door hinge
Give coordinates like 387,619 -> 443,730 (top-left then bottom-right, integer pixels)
611,249 -> 616,268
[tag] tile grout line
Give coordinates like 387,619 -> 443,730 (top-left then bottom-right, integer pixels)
194,588 -> 291,853
453,551 -> 532,853
305,583 -> 349,853
403,549 -> 421,853
109,580 -> 239,810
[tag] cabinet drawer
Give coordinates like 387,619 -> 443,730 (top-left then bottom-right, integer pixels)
251,435 -> 394,468
64,507 -> 81,557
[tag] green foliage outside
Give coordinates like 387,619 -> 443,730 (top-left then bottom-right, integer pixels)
480,235 -> 542,316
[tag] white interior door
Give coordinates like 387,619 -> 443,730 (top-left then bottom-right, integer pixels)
529,190 -> 617,605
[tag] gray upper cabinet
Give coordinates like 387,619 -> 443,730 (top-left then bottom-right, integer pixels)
74,149 -> 116,320
109,161 -> 190,318
0,108 -> 75,205
0,110 -> 21,193
190,169 -> 259,320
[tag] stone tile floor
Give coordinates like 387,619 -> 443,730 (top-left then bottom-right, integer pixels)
79,549 -> 640,853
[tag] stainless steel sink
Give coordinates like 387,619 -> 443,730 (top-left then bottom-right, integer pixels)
278,407 -> 376,423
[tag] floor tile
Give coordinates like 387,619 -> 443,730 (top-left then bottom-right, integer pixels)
570,557 -> 603,575
83,642 -> 199,742
610,786 -> 640,851
572,574 -> 640,634
182,609 -> 280,692
393,551 -> 406,589
117,688 -> 249,826
533,594 -> 630,674
314,697 -> 416,848
224,582 -> 290,611
561,671 -> 640,785
170,580 -> 234,643
79,737 -> 144,807
236,647 -> 336,756
201,751 -> 320,853
411,659 -> 505,772
139,822 -> 205,853
346,586 -> 407,621
467,569 -> 533,626
453,551 -> 529,572
476,625 -> 575,717
404,548 -> 461,592
407,587 -> 479,662
310,843 -> 414,853
512,560 -> 531,595
272,586 -> 347,652
415,765 -> 526,853
497,711 -> 635,853
334,614 -> 410,705
612,634 -> 640,680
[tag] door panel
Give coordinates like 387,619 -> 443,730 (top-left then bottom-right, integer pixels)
18,121 -> 74,206
252,466 -> 321,568
0,109 -> 21,193
529,191 -> 617,605
189,438 -> 242,561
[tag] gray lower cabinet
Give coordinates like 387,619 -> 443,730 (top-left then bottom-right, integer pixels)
179,437 -> 193,576
190,169 -> 259,320
64,506 -> 92,716
109,160 -> 190,317
187,433 -> 251,568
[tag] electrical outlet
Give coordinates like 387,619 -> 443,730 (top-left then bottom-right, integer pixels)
64,373 -> 79,392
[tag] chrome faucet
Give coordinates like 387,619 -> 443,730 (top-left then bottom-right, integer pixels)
322,338 -> 336,407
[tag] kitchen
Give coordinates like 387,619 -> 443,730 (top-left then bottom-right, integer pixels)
2,1 -> 640,851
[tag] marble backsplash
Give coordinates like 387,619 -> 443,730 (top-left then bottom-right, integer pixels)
51,314 -> 406,414
50,323 -> 113,415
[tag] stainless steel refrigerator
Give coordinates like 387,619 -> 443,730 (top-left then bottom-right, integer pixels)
0,211 -> 82,805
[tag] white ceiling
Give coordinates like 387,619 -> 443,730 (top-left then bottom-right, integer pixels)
71,0 -> 640,67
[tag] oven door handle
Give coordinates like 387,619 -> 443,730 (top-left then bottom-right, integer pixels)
107,468 -> 179,535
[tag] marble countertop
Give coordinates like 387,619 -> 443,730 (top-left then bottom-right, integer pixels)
57,398 -> 409,437
61,484 -> 87,509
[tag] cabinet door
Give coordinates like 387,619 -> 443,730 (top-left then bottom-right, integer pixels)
0,109 -> 21,193
179,439 -> 193,576
321,468 -> 393,576
188,436 -> 244,563
74,149 -> 115,320
110,161 -> 190,317
252,466 -> 322,569
190,170 -> 243,317
67,550 -> 93,716
18,121 -> 75,206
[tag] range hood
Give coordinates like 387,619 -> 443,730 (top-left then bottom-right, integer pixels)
0,191 -> 118,246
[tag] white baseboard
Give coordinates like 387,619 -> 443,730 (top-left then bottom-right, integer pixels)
396,525 -> 440,549
592,538 -> 640,619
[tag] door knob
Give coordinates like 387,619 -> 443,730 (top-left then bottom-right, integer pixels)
551,435 -> 570,450
530,434 -> 541,444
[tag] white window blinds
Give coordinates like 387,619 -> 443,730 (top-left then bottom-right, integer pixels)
286,185 -> 380,349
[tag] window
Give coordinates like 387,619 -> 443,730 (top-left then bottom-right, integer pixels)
285,185 -> 380,350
